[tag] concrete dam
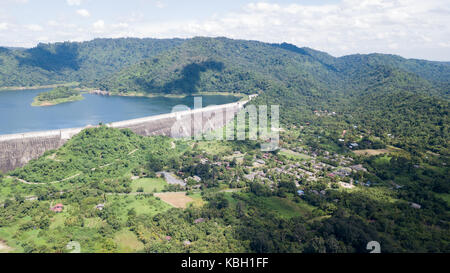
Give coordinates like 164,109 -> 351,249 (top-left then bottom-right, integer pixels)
0,100 -> 248,172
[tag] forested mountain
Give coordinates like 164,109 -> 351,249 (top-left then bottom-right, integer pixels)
97,37 -> 449,155
0,38 -> 184,87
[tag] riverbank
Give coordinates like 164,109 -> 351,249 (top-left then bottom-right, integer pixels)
31,94 -> 85,106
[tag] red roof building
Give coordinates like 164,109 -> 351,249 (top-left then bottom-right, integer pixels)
51,203 -> 64,212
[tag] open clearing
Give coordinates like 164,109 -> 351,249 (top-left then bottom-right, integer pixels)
0,240 -> 13,253
261,196 -> 315,218
114,229 -> 144,253
187,192 -> 205,207
339,182 -> 355,189
353,149 -> 390,156
154,192 -> 195,208
131,178 -> 167,193
280,149 -> 311,161
107,195 -> 171,217
353,146 -> 404,157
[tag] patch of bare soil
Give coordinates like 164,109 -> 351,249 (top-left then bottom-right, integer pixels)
154,192 -> 194,209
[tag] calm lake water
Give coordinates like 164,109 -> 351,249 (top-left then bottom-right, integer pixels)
0,88 -> 239,135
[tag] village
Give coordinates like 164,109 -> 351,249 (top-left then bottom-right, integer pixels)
167,135 -> 373,197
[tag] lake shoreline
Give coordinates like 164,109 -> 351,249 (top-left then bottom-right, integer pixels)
88,89 -> 249,101
1,84 -> 248,101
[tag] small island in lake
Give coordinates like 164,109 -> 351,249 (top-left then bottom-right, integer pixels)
32,86 -> 84,106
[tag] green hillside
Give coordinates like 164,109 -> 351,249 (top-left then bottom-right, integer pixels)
0,38 -> 184,88
99,37 -> 449,155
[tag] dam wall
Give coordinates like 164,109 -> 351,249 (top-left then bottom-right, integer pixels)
0,100 -> 247,172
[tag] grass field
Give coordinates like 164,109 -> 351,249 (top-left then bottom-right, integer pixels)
279,149 -> 311,161
84,217 -> 105,229
114,229 -> 144,253
258,196 -> 316,218
194,141 -> 234,155
49,213 -> 66,229
187,192 -> 205,207
107,195 -> 172,221
131,178 -> 168,193
237,193 -> 317,219
0,221 -> 25,252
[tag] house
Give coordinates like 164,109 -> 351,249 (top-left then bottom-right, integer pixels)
244,171 -> 265,181
336,168 -> 352,177
51,203 -> 64,213
194,218 -> 205,224
95,204 -> 105,211
350,164 -> 367,172
192,175 -> 202,182
410,203 -> 422,209
297,190 -> 305,196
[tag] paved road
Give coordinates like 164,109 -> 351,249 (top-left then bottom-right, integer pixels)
157,171 -> 186,186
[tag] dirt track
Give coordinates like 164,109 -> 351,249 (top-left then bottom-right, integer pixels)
0,240 -> 13,253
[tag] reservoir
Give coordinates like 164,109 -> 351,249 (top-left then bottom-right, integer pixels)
0,88 -> 240,135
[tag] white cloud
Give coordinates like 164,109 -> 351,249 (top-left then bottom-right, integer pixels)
155,1 -> 165,9
121,0 -> 449,60
76,9 -> 90,17
26,24 -> 43,31
2,0 -> 449,60
7,0 -> 29,3
0,23 -> 8,30
67,0 -> 82,6
93,20 -> 105,30
112,23 -> 129,28
47,20 -> 58,27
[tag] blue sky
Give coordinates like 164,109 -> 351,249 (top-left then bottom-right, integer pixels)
0,0 -> 449,61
